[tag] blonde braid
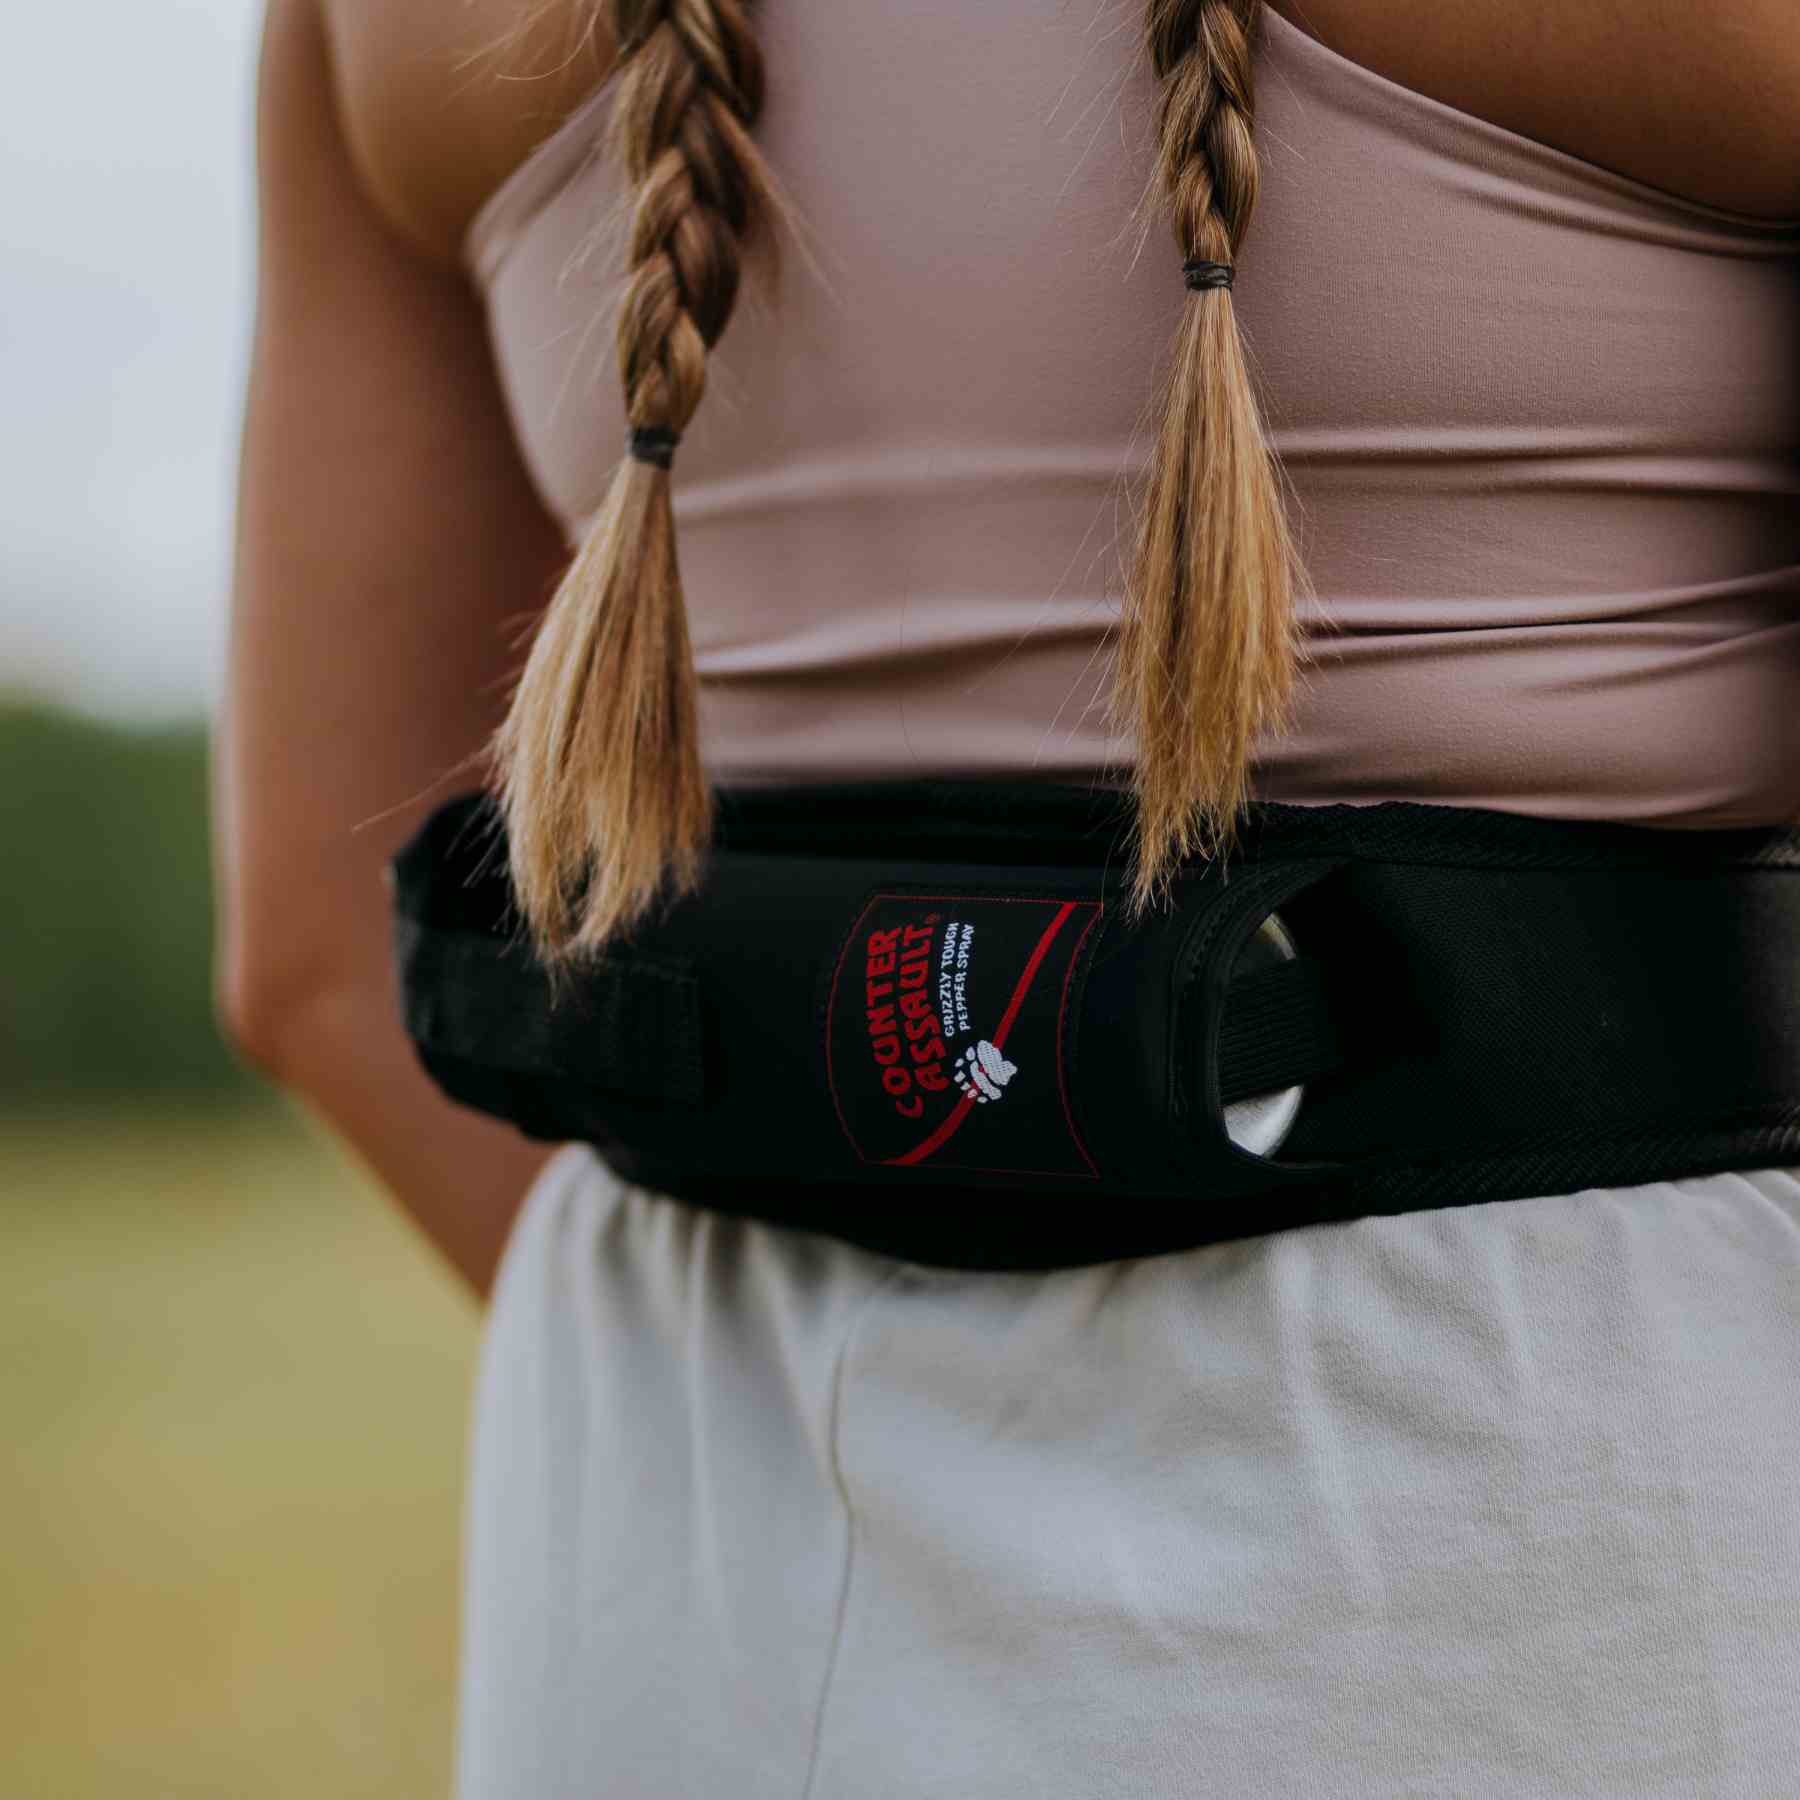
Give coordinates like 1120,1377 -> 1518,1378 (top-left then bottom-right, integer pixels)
1119,0 -> 1302,905
491,0 -> 775,959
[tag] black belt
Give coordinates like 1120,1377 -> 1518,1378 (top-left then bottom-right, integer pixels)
391,783 -> 1800,1269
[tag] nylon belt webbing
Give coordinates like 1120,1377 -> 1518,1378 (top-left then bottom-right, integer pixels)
399,917 -> 1342,1113
397,920 -> 706,1108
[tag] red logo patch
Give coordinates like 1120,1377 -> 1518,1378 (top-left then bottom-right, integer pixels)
825,892 -> 1102,1177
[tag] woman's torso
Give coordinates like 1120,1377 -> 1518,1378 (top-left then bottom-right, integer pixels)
331,0 -> 1800,825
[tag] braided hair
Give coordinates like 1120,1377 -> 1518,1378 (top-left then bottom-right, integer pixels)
492,0 -> 1300,955
491,0 -> 776,957
1122,0 -> 1299,905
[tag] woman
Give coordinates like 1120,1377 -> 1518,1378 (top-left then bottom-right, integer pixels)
217,1 -> 1800,1792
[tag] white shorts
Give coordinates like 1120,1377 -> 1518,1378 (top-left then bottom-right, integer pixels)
457,1145 -> 1800,1798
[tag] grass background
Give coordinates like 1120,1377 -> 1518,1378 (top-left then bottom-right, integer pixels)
0,701 -> 485,1792
3,1104 -> 479,1797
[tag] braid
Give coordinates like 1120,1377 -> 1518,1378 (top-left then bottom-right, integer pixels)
491,0 -> 776,960
1119,0 -> 1301,905
610,0 -> 765,433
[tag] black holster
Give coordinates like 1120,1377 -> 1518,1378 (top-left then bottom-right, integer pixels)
392,783 -> 1800,1269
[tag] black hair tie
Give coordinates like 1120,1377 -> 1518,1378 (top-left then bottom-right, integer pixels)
1183,259 -> 1235,293
628,426 -> 680,470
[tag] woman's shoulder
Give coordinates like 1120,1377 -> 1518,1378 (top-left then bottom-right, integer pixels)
312,0 -> 611,265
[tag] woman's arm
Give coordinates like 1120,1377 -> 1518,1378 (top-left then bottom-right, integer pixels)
215,0 -> 582,1296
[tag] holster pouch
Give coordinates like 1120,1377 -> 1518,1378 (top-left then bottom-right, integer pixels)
392,782 -> 1800,1269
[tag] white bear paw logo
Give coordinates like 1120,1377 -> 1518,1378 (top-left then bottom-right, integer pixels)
953,1039 -> 1018,1104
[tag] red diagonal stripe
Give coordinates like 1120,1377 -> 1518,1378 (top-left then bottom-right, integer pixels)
887,901 -> 1079,1168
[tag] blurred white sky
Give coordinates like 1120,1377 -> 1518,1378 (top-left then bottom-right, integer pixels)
1,0 -> 262,719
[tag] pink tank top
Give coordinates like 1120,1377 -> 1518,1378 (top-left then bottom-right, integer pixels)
465,2 -> 1800,825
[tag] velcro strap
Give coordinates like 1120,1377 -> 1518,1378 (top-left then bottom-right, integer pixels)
1218,957 -> 1345,1104
403,920 -> 1340,1117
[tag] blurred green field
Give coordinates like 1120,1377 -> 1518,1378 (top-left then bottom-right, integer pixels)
2,1103 -> 480,1799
